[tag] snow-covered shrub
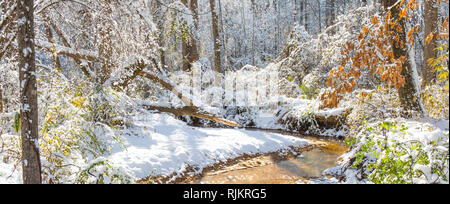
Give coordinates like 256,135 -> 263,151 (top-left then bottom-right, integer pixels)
76,157 -> 133,184
422,84 -> 449,120
340,120 -> 449,184
223,106 -> 259,127
36,68 -> 133,183
345,86 -> 404,137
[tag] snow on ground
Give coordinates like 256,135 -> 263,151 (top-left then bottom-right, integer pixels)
0,134 -> 22,184
107,112 -> 313,182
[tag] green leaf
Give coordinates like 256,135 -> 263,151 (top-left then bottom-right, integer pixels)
14,113 -> 20,134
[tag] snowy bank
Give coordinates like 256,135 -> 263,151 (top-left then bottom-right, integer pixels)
106,113 -> 313,182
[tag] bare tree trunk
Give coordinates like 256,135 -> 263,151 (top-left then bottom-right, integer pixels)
422,0 -> 438,88
181,0 -> 200,72
98,19 -> 114,84
274,0 -> 280,53
300,0 -> 304,26
251,0 -> 256,65
17,0 -> 42,184
0,86 -> 3,113
210,0 -> 222,74
317,0 -> 321,32
384,0 -> 423,115
42,12 -> 62,71
218,0 -> 227,71
152,0 -> 167,70
326,0 -> 335,27
304,0 -> 308,31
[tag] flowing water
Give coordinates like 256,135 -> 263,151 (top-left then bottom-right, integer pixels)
190,136 -> 347,184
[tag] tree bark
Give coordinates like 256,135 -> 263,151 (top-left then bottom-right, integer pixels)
181,0 -> 199,72
326,0 -> 335,29
384,0 -> 423,115
300,0 -> 304,26
42,12 -> 62,71
210,0 -> 222,74
304,0 -> 308,31
317,0 -> 322,32
0,86 -> 3,113
423,0 -> 438,88
17,0 -> 42,184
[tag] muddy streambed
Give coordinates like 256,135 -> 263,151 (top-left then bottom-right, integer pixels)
188,135 -> 347,184
141,129 -> 348,184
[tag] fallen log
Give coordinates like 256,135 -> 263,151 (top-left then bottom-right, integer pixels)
34,35 -> 241,128
115,63 -> 241,127
137,70 -> 196,108
143,105 -> 241,128
278,107 -> 353,131
313,108 -> 353,129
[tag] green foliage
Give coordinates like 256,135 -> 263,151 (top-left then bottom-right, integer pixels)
83,89 -> 118,125
346,120 -> 449,184
76,158 -> 133,184
13,113 -> 20,134
299,84 -> 318,100
428,43 -> 449,91
167,18 -> 192,46
422,43 -> 449,119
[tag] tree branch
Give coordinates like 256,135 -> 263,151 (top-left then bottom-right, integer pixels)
36,40 -> 99,62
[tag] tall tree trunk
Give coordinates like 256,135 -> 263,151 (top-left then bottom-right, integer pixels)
210,0 -> 222,74
326,0 -> 335,34
218,0 -> 227,71
326,0 -> 335,26
0,86 -> 3,113
153,0 -> 166,70
300,0 -> 304,26
251,0 -> 256,65
274,0 -> 280,53
317,0 -> 321,32
181,0 -> 200,72
42,12 -> 62,70
17,0 -> 42,184
304,0 -> 309,31
98,15 -> 114,84
422,0 -> 438,88
384,0 -> 423,115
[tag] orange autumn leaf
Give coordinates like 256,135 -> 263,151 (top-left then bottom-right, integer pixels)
425,33 -> 434,45
363,26 -> 369,35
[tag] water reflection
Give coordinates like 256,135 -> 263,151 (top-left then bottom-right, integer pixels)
193,140 -> 346,184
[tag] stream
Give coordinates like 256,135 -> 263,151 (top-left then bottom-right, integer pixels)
186,131 -> 347,184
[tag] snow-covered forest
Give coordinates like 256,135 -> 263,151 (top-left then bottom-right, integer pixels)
0,0 -> 448,184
